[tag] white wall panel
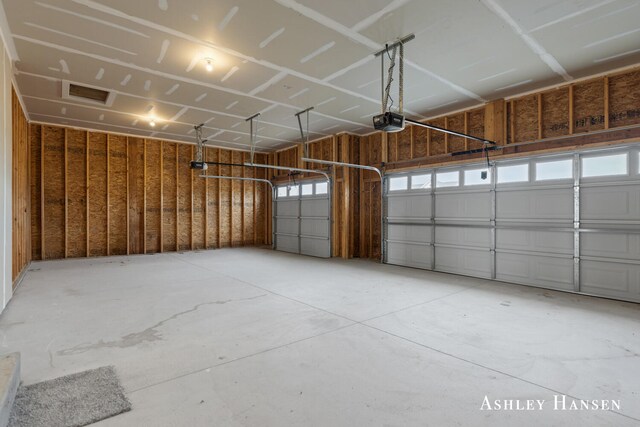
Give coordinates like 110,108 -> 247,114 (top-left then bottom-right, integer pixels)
496,253 -> 574,291
387,194 -> 431,219
436,226 -> 491,248
496,229 -> 573,255
387,242 -> 432,270
581,186 -> 640,221
581,232 -> 640,260
581,261 -> 640,302
387,224 -> 431,244
496,188 -> 573,220
435,247 -> 491,278
436,192 -> 491,219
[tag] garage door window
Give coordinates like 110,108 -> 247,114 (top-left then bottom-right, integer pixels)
582,153 -> 628,178
535,159 -> 573,181
315,182 -> 328,194
277,186 -> 287,198
389,176 -> 409,191
288,185 -> 299,197
301,183 -> 313,196
411,174 -> 431,189
498,164 -> 529,184
436,171 -> 459,188
464,168 -> 491,186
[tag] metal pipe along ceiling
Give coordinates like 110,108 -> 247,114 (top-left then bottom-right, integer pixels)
244,163 -> 331,182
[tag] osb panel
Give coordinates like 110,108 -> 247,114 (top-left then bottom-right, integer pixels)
468,108 -> 485,151
231,151 -> 243,246
513,95 -> 539,143
542,88 -> 570,139
177,144 -> 192,251
397,126 -> 412,162
573,79 -> 605,133
255,155 -> 266,245
162,142 -> 177,252
128,138 -> 145,255
387,133 -> 397,163
88,132 -> 108,256
145,141 -> 161,253
30,124 -> 42,260
608,70 -> 640,128
429,118 -> 446,155
108,135 -> 128,255
192,148 -> 206,250
413,125 -> 428,159
368,133 -> 382,165
42,126 -> 65,260
447,113 -> 466,153
12,90 -> 30,281
66,129 -> 87,258
278,147 -> 297,169
244,156 -> 255,245
205,148 -> 219,248
321,137 -> 332,161
219,149 -> 231,247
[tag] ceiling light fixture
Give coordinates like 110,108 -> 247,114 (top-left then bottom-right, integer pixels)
204,58 -> 214,72
149,119 -> 156,127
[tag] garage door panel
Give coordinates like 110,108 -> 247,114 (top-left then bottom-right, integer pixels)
301,199 -> 329,217
581,261 -> 640,299
581,186 -> 640,221
436,193 -> 490,219
301,238 -> 330,258
387,224 -> 431,244
387,242 -> 432,269
496,253 -> 574,291
581,233 -> 640,260
435,247 -> 491,278
276,235 -> 299,254
387,194 -> 431,219
274,182 -> 331,258
277,200 -> 299,217
496,229 -> 573,255
435,226 -> 490,248
497,188 -> 573,220
276,218 -> 298,235
301,218 -> 330,238
384,147 -> 640,303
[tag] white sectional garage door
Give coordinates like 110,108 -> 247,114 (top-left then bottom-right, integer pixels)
274,180 -> 331,258
384,144 -> 640,303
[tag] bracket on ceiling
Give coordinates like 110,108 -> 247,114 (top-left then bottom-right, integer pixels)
295,106 -> 314,158
246,112 -> 261,164
190,123 -> 209,170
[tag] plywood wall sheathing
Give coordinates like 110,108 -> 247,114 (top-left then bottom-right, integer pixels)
162,142 -> 177,252
108,135 -> 128,255
29,123 -> 41,260
177,144 -> 192,251
608,70 -> 640,128
12,88 -> 31,282
42,126 -> 65,260
66,129 -> 87,258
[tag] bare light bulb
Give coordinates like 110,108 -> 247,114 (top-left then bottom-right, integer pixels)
205,59 -> 214,72
149,120 -> 156,127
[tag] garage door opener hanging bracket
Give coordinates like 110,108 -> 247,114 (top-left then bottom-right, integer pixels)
295,107 -> 314,158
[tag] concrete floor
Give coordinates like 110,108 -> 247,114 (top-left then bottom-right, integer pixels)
0,248 -> 639,426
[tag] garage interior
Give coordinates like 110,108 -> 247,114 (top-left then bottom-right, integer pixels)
0,0 -> 639,425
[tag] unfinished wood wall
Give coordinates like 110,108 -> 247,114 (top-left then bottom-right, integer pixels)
30,123 -> 271,260
11,88 -> 30,284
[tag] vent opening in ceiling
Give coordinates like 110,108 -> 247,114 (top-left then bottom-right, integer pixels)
62,80 -> 116,106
